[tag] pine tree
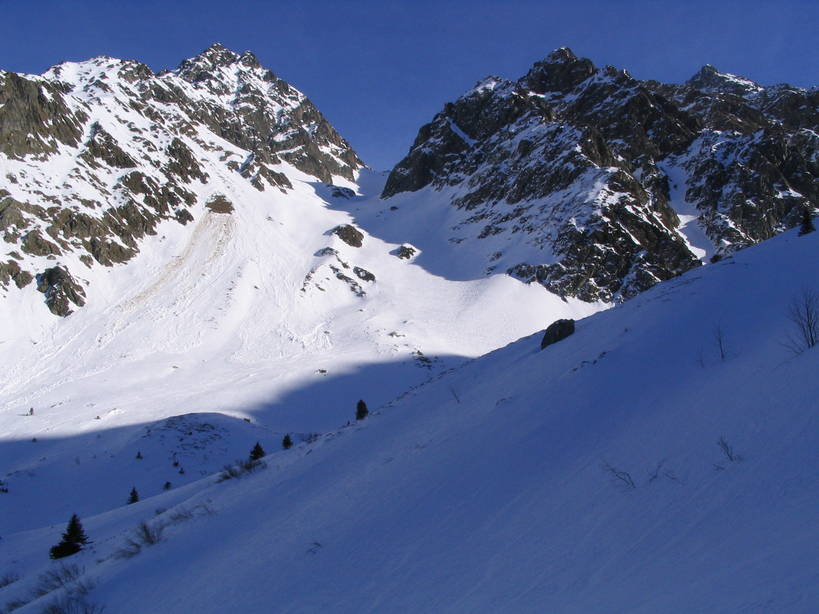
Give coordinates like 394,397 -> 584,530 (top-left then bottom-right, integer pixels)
49,514 -> 89,559
282,434 -> 293,450
128,487 -> 139,504
249,442 -> 266,461
798,207 -> 816,235
135,450 -> 143,460
356,399 -> 368,421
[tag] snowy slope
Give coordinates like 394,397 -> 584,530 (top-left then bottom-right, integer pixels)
2,227 -> 816,613
0,45 -> 604,536
0,165 -> 601,535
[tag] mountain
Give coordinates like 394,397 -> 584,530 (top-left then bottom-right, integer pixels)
0,44 -> 816,613
0,46 -> 601,534
1,226 -> 816,614
0,43 -> 363,315
382,47 -> 818,301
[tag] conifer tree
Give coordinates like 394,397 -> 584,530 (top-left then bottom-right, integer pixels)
128,487 -> 139,504
249,442 -> 266,461
798,207 -> 816,235
282,434 -> 293,450
49,514 -> 89,559
356,399 -> 368,421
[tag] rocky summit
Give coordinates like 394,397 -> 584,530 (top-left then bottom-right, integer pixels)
0,43 -> 363,315
383,47 -> 818,302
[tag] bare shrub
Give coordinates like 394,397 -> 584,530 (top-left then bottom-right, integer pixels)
40,595 -> 105,614
33,565 -> 85,598
4,598 -> 29,612
217,458 -> 264,482
602,462 -> 636,489
115,521 -> 164,560
784,289 -> 819,355
166,503 -> 214,526
0,572 -> 19,588
718,436 -> 742,462
713,325 -> 728,361
647,459 -> 682,485
134,521 -> 163,546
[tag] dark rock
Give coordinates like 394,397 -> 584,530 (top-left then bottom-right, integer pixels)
80,123 -> 137,169
314,247 -> 338,257
391,244 -> 417,259
0,72 -> 87,158
205,194 -> 234,214
165,138 -> 207,183
36,266 -> 86,316
21,230 -> 61,257
540,319 -> 575,350
0,259 -> 33,288
329,185 -> 356,199
175,209 -> 194,225
353,266 -> 375,282
332,224 -> 364,247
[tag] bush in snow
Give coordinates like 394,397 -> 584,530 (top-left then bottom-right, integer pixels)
784,289 -> 819,354
116,521 -> 164,560
798,207 -> 815,235
127,487 -> 139,504
218,457 -> 264,482
356,399 -> 368,421
249,442 -> 266,461
49,515 -> 90,559
282,434 -> 293,450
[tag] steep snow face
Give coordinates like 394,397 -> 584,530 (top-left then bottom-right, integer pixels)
383,47 -> 817,302
2,228 -> 816,614
0,43 -> 363,315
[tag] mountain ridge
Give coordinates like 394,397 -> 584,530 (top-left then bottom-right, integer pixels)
382,46 -> 817,301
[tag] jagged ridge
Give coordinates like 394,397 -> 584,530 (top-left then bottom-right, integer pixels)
0,43 -> 364,314
383,47 -> 817,301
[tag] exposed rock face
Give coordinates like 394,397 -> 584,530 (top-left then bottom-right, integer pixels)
383,48 -> 817,302
0,44 -> 364,315
353,266 -> 375,282
205,195 -> 234,214
36,266 -> 86,316
540,319 -> 575,350
332,224 -> 364,247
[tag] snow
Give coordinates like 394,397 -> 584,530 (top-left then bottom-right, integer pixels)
1,227 -> 816,613
658,159 -> 717,262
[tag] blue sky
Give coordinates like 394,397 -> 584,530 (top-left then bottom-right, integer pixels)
1,0 -> 816,170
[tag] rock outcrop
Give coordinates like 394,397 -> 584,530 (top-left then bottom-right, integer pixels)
540,319 -> 575,350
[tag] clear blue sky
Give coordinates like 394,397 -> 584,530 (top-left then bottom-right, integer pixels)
1,0 -> 816,170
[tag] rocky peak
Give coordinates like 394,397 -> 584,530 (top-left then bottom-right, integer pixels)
686,64 -> 762,96
238,50 -> 261,69
521,47 -> 597,93
382,48 -> 817,303
0,45 -> 364,315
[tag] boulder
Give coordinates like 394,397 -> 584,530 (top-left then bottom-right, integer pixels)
332,224 -> 364,247
540,319 -> 575,350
